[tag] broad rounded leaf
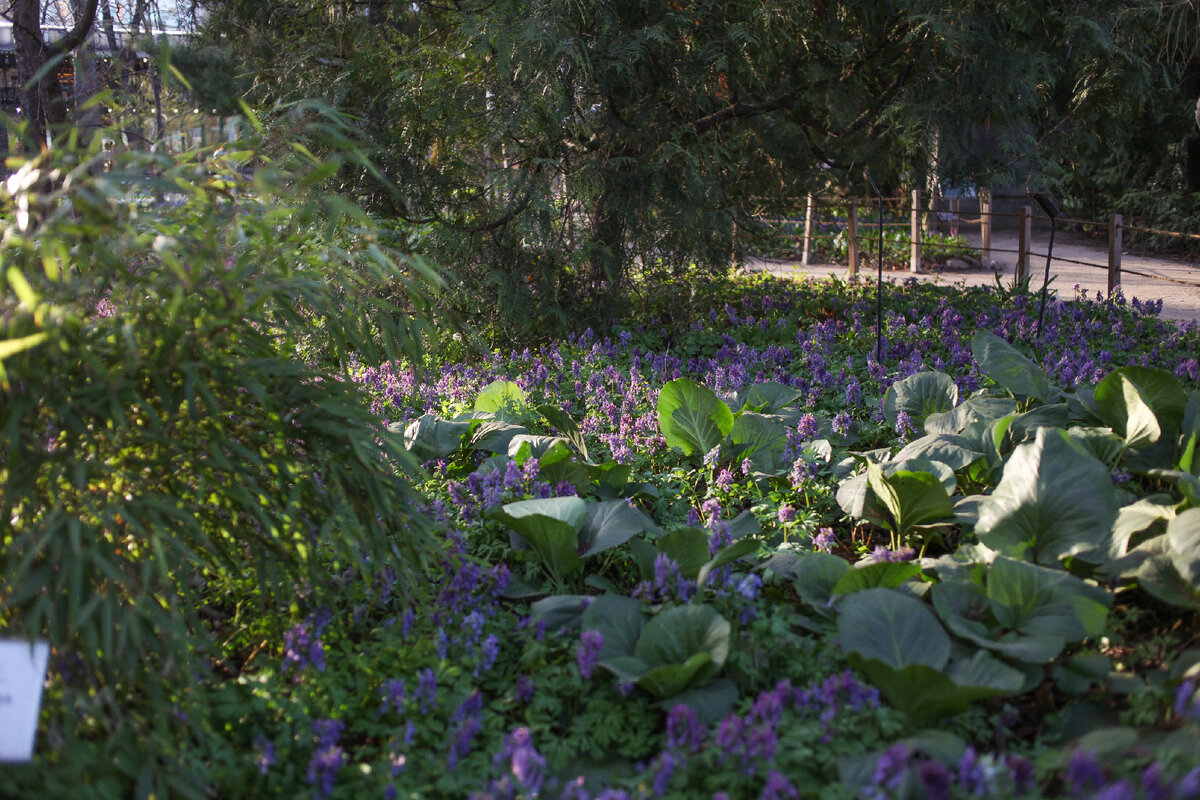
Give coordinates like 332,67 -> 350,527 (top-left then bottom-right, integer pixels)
728,412 -> 787,472
581,594 -> 646,660
634,605 -> 731,688
976,428 -> 1119,565
987,557 -> 1112,641
793,553 -> 852,614
837,587 -> 950,670
1096,366 -> 1187,437
657,378 -> 735,457
739,381 -> 801,412
1166,508 -> 1200,586
474,379 -> 527,419
971,331 -> 1056,400
1094,372 -> 1161,449
895,433 -> 983,471
832,561 -> 923,595
401,414 -> 470,461
882,371 -> 958,428
636,653 -> 713,699
579,500 -> 659,557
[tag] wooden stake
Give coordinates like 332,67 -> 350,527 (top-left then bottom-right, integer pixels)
1108,213 -> 1123,295
1017,205 -> 1032,284
910,189 -> 921,273
801,194 -> 816,267
847,201 -> 859,278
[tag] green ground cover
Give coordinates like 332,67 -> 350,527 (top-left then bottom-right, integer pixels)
3,148 -> 1200,800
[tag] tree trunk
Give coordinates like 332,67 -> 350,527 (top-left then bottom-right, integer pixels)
73,0 -> 102,144
10,0 -> 101,150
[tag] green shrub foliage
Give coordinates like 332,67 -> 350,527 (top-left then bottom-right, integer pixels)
0,125 -> 441,790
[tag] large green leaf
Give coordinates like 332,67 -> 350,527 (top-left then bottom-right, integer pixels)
739,381 -> 802,412
637,653 -> 713,698
1111,496 -> 1177,558
728,412 -> 788,472
866,463 -> 956,543
1097,366 -> 1187,437
491,497 -> 587,583
634,605 -> 731,689
657,378 -> 735,457
537,403 -> 591,462
836,458 -> 956,522
831,561 -> 923,595
932,579 -> 1062,662
659,679 -> 739,727
1094,372 -> 1162,449
581,594 -> 645,660
1007,403 -> 1069,444
837,588 -> 950,670
971,331 -> 1056,400
848,654 -> 1021,723
508,434 -> 570,461
656,527 -> 713,579
925,394 -> 1019,435
399,413 -> 470,461
987,557 -> 1112,641
882,371 -> 958,428
976,428 -> 1119,565
1180,391 -> 1200,473
1167,508 -> 1200,585
793,553 -> 852,615
474,379 -> 527,421
696,538 -> 759,589
894,433 -> 983,471
471,419 -> 530,454
578,500 -> 659,557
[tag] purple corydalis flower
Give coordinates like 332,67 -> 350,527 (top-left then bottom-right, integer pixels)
761,769 -> 799,800
577,629 -> 603,680
796,413 -> 818,440
378,679 -> 407,715
307,719 -> 345,799
253,735 -> 275,775
812,527 -> 836,553
777,505 -> 796,525
665,704 -> 704,753
1066,749 -> 1105,797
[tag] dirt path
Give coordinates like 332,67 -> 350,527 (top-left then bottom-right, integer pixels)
745,228 -> 1200,325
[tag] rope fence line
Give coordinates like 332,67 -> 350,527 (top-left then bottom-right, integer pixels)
749,190 -> 1200,295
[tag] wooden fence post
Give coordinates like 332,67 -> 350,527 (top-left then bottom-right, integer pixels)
1108,214 -> 1123,295
847,201 -> 859,277
1017,205 -> 1032,284
980,192 -> 992,272
802,194 -> 816,267
910,189 -> 921,272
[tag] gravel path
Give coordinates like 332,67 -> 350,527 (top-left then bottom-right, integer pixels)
744,227 -> 1200,325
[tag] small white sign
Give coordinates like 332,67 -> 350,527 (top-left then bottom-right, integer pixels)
0,639 -> 50,762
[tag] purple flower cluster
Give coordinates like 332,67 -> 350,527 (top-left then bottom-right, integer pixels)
863,743 -> 1034,800
577,629 -> 604,680
633,552 -> 697,604
282,607 -> 332,674
307,719 -> 345,799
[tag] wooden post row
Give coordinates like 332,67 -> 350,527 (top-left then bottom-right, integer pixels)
847,202 -> 859,277
910,189 -> 921,273
1017,206 -> 1032,283
1108,214 -> 1123,295
802,194 -> 816,267
980,193 -> 992,273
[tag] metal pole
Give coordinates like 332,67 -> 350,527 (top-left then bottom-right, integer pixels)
847,201 -> 859,278
910,189 -> 921,273
1029,192 -> 1061,339
866,173 -> 884,361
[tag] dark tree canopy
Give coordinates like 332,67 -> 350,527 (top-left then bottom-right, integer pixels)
192,0 -> 1192,337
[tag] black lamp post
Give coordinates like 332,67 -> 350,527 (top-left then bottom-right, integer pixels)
1028,191 -> 1060,338
866,171 -> 884,361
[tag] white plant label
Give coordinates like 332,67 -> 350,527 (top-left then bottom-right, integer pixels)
0,639 -> 50,762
